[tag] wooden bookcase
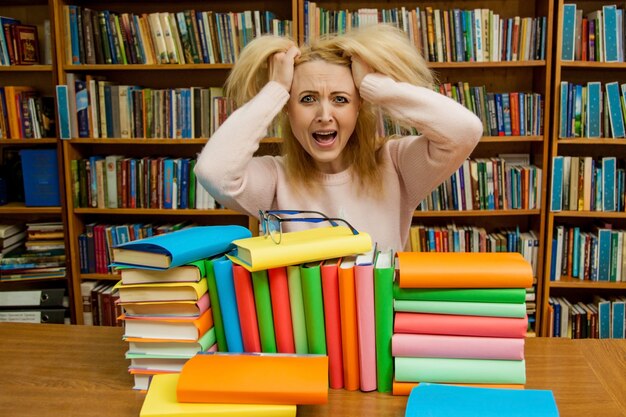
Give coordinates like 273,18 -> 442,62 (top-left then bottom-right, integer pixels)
543,0 -> 626,336
51,0 -> 298,323
0,0 -> 71,319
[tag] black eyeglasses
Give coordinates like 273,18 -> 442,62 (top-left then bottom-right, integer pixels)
258,209 -> 360,244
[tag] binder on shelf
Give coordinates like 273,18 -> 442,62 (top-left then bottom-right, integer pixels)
0,288 -> 65,307
0,308 -> 66,324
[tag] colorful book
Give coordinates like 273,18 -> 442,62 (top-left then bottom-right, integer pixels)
287,265 -> 308,354
213,256 -> 243,353
405,383 -> 558,416
177,353 -> 328,405
268,267 -> 295,353
396,252 -> 533,288
550,156 -> 563,212
120,292 -> 210,317
320,258 -> 343,389
112,225 -> 251,269
393,299 -> 527,318
118,260 -> 206,285
115,279 -> 208,303
205,258 -> 227,351
392,333 -> 524,360
227,226 -> 371,272
232,265 -> 261,352
338,256 -> 360,391
126,328 -> 216,357
606,81 -> 625,138
354,246 -> 377,392
393,285 -> 526,303
392,381 -> 525,396
300,261 -> 327,354
395,357 -> 526,384
561,3 -> 576,61
122,308 -> 213,340
251,269 -> 277,353
394,312 -> 528,338
140,374 -> 297,417
373,249 -> 394,393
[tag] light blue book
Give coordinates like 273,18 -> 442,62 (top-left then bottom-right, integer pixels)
561,3 -> 576,61
572,227 -> 580,278
550,156 -> 563,212
595,296 -> 611,338
597,229 -> 613,281
110,225 -> 251,269
56,85 -> 71,139
602,5 -> 619,62
586,81 -> 602,137
602,157 -> 616,211
213,256 -> 244,353
406,383 -> 559,417
559,81 -> 569,137
612,298 -> 625,338
605,81 -> 625,137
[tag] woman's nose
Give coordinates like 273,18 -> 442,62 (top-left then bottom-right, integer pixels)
315,102 -> 333,123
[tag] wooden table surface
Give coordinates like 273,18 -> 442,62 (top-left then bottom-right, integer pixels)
0,323 -> 625,417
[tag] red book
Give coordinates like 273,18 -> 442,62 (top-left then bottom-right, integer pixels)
268,267 -> 295,353
320,258 -> 343,389
232,264 -> 261,352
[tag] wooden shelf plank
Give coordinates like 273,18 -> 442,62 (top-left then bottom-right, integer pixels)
553,211 -> 626,219
0,202 -> 62,214
429,60 -> 546,69
73,208 -> 245,215
413,209 -> 541,217
550,278 -> 626,289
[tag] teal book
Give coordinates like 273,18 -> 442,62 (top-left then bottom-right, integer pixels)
602,157 -> 616,211
111,225 -> 251,269
611,298 -> 625,338
559,81 -> 569,137
561,3 -> 576,61
55,85 -> 71,139
550,156 -> 563,212
597,228 -> 612,281
602,5 -> 619,62
586,81 -> 601,137
405,383 -> 558,417
605,81 -> 625,138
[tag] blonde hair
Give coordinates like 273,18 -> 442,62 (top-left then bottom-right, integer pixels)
224,24 -> 434,193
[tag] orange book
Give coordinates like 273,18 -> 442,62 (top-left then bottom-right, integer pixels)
4,86 -> 35,138
337,256 -> 359,391
396,252 -> 533,289
392,380 -> 524,396
177,353 -> 328,405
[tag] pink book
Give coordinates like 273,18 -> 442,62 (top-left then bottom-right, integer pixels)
392,333 -> 525,360
232,265 -> 261,352
321,258 -> 343,389
354,246 -> 377,392
394,312 -> 528,338
268,267 -> 295,353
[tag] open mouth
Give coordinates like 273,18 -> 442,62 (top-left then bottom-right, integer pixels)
312,131 -> 337,145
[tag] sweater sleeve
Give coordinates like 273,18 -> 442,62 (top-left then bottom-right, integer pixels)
358,73 -> 483,205
193,81 -> 290,215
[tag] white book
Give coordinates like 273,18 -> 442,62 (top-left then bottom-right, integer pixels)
105,155 -> 123,208
148,12 -> 169,64
159,12 -> 178,64
474,8 -> 483,62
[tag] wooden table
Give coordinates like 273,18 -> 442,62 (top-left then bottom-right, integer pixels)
0,323 -> 625,417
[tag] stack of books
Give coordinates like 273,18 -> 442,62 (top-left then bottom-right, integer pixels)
0,222 -> 66,282
391,252 -> 533,394
110,225 -> 251,390
0,223 -> 26,257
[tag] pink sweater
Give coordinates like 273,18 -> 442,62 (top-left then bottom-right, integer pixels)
195,74 -> 483,252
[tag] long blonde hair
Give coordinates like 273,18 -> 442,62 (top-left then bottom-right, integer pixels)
224,24 -> 434,193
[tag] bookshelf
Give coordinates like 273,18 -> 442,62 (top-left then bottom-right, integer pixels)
544,0 -> 626,337
51,0 -> 298,323
0,1 -> 70,317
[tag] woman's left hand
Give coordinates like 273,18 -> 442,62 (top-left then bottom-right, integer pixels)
350,55 -> 374,91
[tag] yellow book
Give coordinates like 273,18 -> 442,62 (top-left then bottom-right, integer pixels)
139,374 -> 297,417
227,226 -> 372,272
114,279 -> 208,303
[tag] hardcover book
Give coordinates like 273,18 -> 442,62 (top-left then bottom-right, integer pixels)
227,226 -> 372,272
13,24 -> 39,64
111,225 -> 251,269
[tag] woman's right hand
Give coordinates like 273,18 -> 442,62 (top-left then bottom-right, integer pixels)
269,45 -> 300,93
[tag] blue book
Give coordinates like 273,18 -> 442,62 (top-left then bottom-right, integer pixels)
602,157 -> 616,211
518,92 -> 526,136
559,81 -> 569,137
213,256 -> 244,353
162,158 -> 174,209
605,81 -> 625,138
494,93 -> 505,135
561,3 -> 576,61
586,81 -> 602,137
612,299 -> 625,338
602,5 -> 619,62
572,227 -> 581,277
55,85 -> 71,139
595,296 -> 611,338
597,228 -> 613,281
110,225 -> 251,269
406,383 -> 559,417
550,156 -> 563,212
501,93 -> 512,136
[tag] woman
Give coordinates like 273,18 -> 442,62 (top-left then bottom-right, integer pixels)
194,24 -> 483,252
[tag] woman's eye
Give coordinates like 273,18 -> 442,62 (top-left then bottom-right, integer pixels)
334,96 -> 349,104
300,95 -> 315,103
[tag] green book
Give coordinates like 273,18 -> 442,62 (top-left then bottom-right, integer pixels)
393,284 -> 526,304
395,357 -> 526,384
251,270 -> 277,353
287,265 -> 308,354
373,249 -> 394,393
205,258 -> 228,352
394,299 -> 527,318
300,261 -> 326,354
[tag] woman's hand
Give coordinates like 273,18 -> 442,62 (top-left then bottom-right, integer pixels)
350,55 -> 374,91
269,45 -> 301,92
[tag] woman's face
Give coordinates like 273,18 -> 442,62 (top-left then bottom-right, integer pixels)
286,60 -> 361,174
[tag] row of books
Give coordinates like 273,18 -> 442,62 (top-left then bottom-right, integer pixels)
550,156 -> 624,213
303,2 -> 547,63
416,154 -> 542,211
547,295 -> 625,339
558,81 -> 626,139
0,86 -> 56,139
78,222 -> 194,275
70,156 -> 220,211
79,280 -> 121,327
0,16 -> 41,66
436,84 -> 543,137
63,6 -> 292,66
551,224 -> 626,282
561,4 -> 626,62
